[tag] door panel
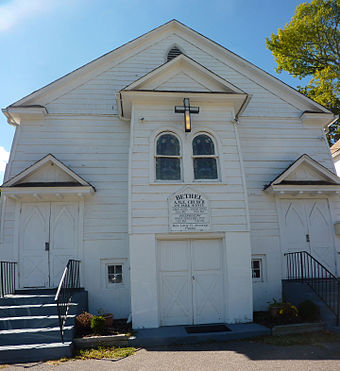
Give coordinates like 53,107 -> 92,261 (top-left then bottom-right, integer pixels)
307,200 -> 335,271
280,199 -> 335,272
159,240 -> 192,326
192,240 -> 224,324
50,203 -> 79,287
281,200 -> 308,252
158,239 -> 224,326
19,203 -> 50,288
19,202 -> 79,288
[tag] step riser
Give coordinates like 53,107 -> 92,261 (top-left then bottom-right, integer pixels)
0,344 -> 73,364
0,316 -> 75,330
0,304 -> 78,317
0,329 -> 73,346
0,297 -> 56,306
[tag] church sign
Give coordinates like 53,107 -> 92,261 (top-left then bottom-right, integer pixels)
169,188 -> 210,232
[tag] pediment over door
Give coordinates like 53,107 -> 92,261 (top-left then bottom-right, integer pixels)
117,54 -> 249,119
264,154 -> 340,195
1,154 -> 95,201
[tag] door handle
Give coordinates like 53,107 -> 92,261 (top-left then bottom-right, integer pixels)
45,242 -> 50,251
306,234 -> 310,243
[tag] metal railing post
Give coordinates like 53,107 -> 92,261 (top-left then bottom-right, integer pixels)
285,251 -> 340,326
55,259 -> 81,343
337,280 -> 340,326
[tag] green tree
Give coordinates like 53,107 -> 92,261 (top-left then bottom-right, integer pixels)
266,0 -> 340,144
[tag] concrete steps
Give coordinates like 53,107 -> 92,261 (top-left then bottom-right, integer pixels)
0,342 -> 73,363
0,290 -> 87,363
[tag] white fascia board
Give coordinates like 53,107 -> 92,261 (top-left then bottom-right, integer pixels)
123,54 -> 244,94
2,154 -> 93,187
1,186 -> 95,196
173,22 -> 331,114
266,184 -> 340,194
5,21 -> 179,109
2,106 -> 47,126
271,155 -> 340,186
4,19 -> 329,115
301,112 -> 338,128
120,90 -> 248,119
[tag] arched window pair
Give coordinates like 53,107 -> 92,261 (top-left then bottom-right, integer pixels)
155,133 -> 218,181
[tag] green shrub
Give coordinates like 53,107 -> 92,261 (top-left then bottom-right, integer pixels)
90,315 -> 106,334
298,300 -> 320,322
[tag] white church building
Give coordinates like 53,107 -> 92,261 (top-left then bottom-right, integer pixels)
1,20 -> 339,329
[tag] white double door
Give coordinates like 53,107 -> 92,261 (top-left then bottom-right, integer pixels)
280,198 -> 335,272
158,239 -> 224,326
19,202 -> 79,288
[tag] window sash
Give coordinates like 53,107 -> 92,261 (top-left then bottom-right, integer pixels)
108,265 -> 123,284
251,259 -> 262,280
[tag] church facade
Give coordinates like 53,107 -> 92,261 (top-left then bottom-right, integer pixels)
1,20 -> 339,329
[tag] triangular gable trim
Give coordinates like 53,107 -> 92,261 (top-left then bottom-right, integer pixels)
264,154 -> 340,193
2,154 -> 94,189
122,54 -> 244,94
4,20 -> 332,118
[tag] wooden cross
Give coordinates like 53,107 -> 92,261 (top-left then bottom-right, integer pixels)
175,98 -> 199,132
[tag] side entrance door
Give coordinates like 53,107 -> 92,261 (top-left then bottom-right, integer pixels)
158,239 -> 224,326
280,198 -> 335,272
19,202 -> 79,288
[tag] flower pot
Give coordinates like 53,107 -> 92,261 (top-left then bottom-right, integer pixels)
102,313 -> 113,327
269,306 -> 281,318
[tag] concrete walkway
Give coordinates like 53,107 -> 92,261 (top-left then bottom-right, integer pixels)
129,323 -> 270,346
5,340 -> 340,370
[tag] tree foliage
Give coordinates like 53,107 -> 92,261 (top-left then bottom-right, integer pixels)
266,0 -> 340,144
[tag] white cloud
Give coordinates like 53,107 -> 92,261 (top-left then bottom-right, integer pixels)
0,147 -> 10,182
0,0 -> 58,32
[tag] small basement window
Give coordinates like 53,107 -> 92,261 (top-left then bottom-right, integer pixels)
251,259 -> 262,281
107,264 -> 123,284
167,46 -> 182,61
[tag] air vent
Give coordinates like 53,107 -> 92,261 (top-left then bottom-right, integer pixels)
167,47 -> 182,62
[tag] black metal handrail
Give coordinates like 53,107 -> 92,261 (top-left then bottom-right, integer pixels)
0,261 -> 17,298
55,259 -> 81,343
285,251 -> 340,326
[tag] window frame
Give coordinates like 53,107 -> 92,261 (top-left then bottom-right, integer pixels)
251,255 -> 266,283
192,133 -> 219,182
101,259 -> 128,289
154,132 -> 182,182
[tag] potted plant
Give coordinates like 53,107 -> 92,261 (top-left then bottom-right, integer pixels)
97,308 -> 113,327
268,298 -> 282,318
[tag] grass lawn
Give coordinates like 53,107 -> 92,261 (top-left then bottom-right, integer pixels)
47,346 -> 137,365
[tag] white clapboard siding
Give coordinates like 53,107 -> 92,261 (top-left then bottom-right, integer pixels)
130,104 -> 248,234
238,119 -> 335,239
3,115 -> 130,251
46,33 -> 300,119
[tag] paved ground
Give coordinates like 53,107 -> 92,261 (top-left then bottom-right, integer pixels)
4,340 -> 340,371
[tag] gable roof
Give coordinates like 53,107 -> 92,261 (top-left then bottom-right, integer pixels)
264,154 -> 340,193
2,20 -> 334,123
122,54 -> 244,94
2,154 -> 94,189
117,54 -> 249,119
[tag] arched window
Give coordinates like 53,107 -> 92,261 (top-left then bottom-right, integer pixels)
192,134 -> 218,180
167,46 -> 182,62
156,133 -> 181,180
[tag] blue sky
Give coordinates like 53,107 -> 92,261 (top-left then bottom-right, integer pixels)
0,0 -> 308,181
